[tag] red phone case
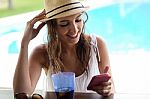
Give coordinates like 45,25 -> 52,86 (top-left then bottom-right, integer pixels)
87,73 -> 111,90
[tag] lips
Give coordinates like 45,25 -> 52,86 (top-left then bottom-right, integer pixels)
67,33 -> 78,39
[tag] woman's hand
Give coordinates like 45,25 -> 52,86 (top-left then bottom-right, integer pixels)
22,10 -> 46,44
92,78 -> 113,96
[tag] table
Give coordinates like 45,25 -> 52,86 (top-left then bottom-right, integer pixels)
1,89 -> 150,99
45,92 -> 150,99
45,92 -> 113,99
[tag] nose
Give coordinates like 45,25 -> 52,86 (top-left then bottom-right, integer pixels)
69,22 -> 78,34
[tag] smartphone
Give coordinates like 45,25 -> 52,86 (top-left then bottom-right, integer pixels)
87,73 -> 111,90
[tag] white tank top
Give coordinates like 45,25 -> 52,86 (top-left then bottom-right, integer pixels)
45,35 -> 101,93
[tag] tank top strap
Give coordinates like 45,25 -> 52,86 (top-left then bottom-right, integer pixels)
90,34 -> 100,62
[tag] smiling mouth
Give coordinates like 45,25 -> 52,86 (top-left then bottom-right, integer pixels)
67,33 -> 78,39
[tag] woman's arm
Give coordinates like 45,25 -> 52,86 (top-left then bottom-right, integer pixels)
13,10 -> 46,95
13,43 -> 43,95
96,36 -> 110,73
92,36 -> 115,96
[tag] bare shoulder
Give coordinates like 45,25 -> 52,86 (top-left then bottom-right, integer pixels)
83,34 -> 91,41
30,44 -> 49,68
84,34 -> 106,46
32,44 -> 47,53
95,35 -> 110,68
30,44 -> 47,58
95,35 -> 107,48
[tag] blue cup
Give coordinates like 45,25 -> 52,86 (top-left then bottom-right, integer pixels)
52,72 -> 75,99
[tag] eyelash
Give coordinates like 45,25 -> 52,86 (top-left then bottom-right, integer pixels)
60,24 -> 68,27
75,18 -> 82,22
60,18 -> 82,27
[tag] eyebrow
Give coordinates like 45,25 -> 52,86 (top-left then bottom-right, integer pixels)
59,13 -> 83,23
59,20 -> 69,23
77,13 -> 83,18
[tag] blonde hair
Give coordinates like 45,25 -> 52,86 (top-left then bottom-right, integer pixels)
46,17 -> 91,75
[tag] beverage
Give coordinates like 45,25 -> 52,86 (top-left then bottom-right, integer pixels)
52,72 -> 75,99
55,87 -> 74,99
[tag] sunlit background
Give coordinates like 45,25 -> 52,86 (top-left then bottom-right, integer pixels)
0,0 -> 150,94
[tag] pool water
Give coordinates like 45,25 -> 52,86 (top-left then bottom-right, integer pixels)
86,3 -> 150,52
0,3 -> 150,54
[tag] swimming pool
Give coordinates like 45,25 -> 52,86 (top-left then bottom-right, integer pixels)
86,2 -> 150,52
0,2 -> 150,93
0,3 -> 150,54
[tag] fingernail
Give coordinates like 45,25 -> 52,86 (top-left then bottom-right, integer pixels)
104,66 -> 109,73
103,90 -> 109,93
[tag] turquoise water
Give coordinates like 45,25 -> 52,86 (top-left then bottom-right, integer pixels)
86,3 -> 150,52
0,3 -> 150,54
0,21 -> 25,54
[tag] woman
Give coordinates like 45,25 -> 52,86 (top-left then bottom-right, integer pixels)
13,0 -> 115,97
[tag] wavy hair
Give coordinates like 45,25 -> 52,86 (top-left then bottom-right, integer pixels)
46,12 -> 91,75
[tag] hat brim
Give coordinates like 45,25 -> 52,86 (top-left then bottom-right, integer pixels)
40,7 -> 89,22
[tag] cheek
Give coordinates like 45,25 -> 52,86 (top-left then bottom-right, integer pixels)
78,21 -> 84,30
56,27 -> 68,37
81,21 -> 84,26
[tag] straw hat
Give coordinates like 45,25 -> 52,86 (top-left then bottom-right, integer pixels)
40,0 -> 89,22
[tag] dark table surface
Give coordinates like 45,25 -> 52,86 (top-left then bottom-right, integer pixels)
1,89 -> 150,99
45,92 -> 150,99
45,92 -> 113,99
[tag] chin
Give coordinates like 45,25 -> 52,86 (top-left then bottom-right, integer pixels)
67,33 -> 81,44
68,38 -> 79,45
69,35 -> 80,45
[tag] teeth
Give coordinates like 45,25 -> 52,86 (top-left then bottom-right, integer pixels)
68,34 -> 78,38
70,35 -> 76,37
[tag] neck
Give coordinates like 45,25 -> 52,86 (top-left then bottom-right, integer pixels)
61,43 -> 77,55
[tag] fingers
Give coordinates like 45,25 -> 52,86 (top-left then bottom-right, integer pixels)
93,82 -> 111,90
35,9 -> 46,18
104,66 -> 109,73
92,81 -> 112,96
36,22 -> 46,33
27,10 -> 46,27
102,81 -> 111,86
95,86 -> 112,96
28,16 -> 45,26
23,10 -> 46,41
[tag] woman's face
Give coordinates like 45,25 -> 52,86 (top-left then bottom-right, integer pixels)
56,13 -> 84,45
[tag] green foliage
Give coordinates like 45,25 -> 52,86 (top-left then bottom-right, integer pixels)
0,0 -> 43,18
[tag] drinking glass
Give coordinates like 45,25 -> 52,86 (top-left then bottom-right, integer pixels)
51,72 -> 75,99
